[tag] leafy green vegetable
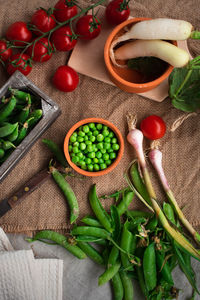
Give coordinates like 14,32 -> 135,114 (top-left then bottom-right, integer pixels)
169,56 -> 200,112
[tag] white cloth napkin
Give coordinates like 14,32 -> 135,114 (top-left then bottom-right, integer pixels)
0,228 -> 63,300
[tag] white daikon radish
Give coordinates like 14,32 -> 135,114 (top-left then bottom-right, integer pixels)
113,40 -> 190,68
110,18 -> 193,65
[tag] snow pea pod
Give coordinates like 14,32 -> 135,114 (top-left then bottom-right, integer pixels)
42,138 -> 68,168
0,122 -> 18,138
26,230 -> 86,259
0,96 -> 16,123
77,241 -> 104,265
143,243 -> 157,291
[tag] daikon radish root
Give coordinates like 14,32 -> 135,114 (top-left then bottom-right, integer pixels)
110,18 -> 193,66
113,40 -> 190,68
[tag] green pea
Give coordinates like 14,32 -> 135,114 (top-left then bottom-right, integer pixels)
94,164 -> 100,171
79,126 -> 83,131
103,153 -> 109,161
87,131 -> 92,137
73,146 -> 79,153
101,149 -> 106,154
110,152 -> 116,160
89,123 -> 95,130
93,146 -> 98,152
83,125 -> 89,133
84,135 -> 89,141
82,164 -> 87,170
87,145 -> 93,152
107,148 -> 114,153
88,152 -> 95,159
78,131 -> 85,137
106,159 -> 112,165
104,137 -> 111,143
90,136 -> 96,142
102,130 -> 109,137
79,161 -> 86,168
93,130 -> 99,136
80,143 -> 86,151
88,164 -> 94,172
77,152 -> 84,159
97,134 -> 104,142
112,137 -> 118,144
100,163 -> 107,170
85,140 -> 92,145
109,132 -> 114,138
72,156 -> 79,164
96,151 -> 102,159
112,144 -> 120,151
104,143 -> 111,150
70,135 -> 76,143
98,158 -> 104,164
103,125 -> 108,130
93,158 -> 99,164
73,141 -> 79,147
96,123 -> 103,130
85,158 -> 92,164
97,143 -> 103,150
73,132 -> 78,137
77,136 -> 84,143
71,152 -> 76,157
68,145 -> 72,152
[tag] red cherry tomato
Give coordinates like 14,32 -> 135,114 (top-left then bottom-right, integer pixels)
31,9 -> 56,36
51,26 -> 77,51
54,0 -> 78,22
7,53 -> 32,76
76,15 -> 101,40
27,37 -> 53,62
0,40 -> 12,61
106,0 -> 130,25
6,22 -> 32,46
52,65 -> 79,92
140,115 -> 166,140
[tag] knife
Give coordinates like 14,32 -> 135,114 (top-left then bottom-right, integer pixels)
0,167 -> 51,217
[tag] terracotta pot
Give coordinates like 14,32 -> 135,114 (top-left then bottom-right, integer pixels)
64,118 -> 124,177
104,18 -> 176,93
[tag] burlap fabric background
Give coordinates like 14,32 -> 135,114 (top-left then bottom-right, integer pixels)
0,0 -> 199,235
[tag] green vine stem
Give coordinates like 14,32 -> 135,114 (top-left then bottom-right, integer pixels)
190,31 -> 200,39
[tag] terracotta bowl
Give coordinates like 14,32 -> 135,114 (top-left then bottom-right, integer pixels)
64,118 -> 124,177
104,18 -> 176,93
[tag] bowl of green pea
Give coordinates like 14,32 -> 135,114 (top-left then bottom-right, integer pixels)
64,118 -> 124,177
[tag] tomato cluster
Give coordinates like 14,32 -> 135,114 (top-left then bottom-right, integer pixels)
0,0 -> 131,92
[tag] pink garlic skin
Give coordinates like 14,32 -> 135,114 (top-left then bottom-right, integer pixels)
127,129 -> 146,167
149,149 -> 170,191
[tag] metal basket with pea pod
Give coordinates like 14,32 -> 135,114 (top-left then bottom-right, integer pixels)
0,71 -> 61,183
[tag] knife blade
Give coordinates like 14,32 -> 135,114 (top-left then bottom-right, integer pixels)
0,167 -> 51,218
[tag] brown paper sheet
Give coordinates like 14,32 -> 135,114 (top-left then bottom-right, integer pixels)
0,0 -> 199,235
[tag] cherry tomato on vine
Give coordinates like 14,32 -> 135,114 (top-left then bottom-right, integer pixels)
52,65 -> 79,92
54,0 -> 78,22
140,115 -> 166,140
31,8 -> 56,36
0,40 -> 12,61
27,37 -> 53,62
51,26 -> 77,51
105,0 -> 130,25
7,53 -> 32,76
6,22 -> 32,46
76,15 -> 101,40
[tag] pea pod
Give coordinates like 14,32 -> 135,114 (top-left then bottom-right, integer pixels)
111,205 -> 121,242
15,118 -> 33,145
42,138 -> 68,168
1,140 -> 16,150
77,241 -> 104,265
26,230 -> 86,259
28,109 -> 43,129
143,243 -> 157,291
120,220 -> 134,270
116,190 -> 134,216
111,272 -> 124,300
81,215 -> 102,228
7,124 -> 19,142
89,184 -> 113,233
127,210 -> 153,219
0,122 -> 18,138
130,162 -> 152,205
163,202 -> 176,225
108,246 -> 119,267
136,265 -> 149,299
13,93 -> 31,124
98,261 -> 121,286
146,215 -> 158,231
0,148 -> 5,159
75,235 -> 106,245
120,271 -> 134,300
0,96 -> 16,123
50,165 -> 79,224
71,226 -> 110,239
156,251 -> 174,285
9,88 -> 33,103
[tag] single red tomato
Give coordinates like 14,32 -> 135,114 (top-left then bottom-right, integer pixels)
27,37 -> 53,62
54,0 -> 78,22
0,40 -> 12,61
6,22 -> 32,46
51,26 -> 77,51
106,0 -> 130,25
7,53 -> 32,76
140,115 -> 166,140
31,8 -> 56,36
76,15 -> 101,40
52,65 -> 79,92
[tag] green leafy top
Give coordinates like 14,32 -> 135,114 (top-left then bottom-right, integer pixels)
169,56 -> 200,112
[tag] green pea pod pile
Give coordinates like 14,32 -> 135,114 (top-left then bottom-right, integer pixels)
0,88 -> 43,166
